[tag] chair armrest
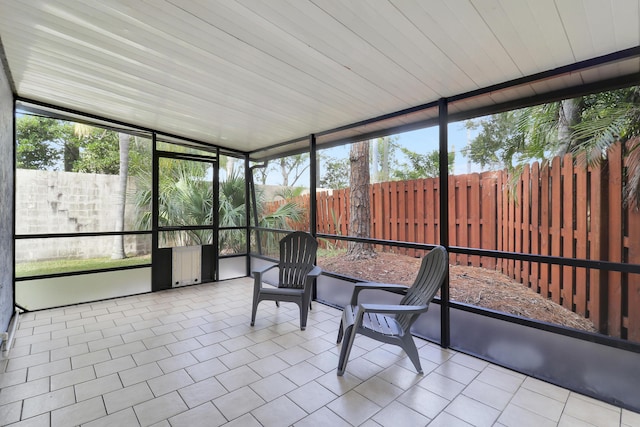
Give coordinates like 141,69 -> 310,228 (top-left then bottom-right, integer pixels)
359,303 -> 428,315
307,265 -> 322,279
350,283 -> 408,305
253,263 -> 279,288
253,263 -> 278,276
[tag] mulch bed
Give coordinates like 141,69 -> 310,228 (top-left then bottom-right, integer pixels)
317,251 -> 597,332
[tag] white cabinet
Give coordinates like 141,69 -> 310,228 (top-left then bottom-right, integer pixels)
172,246 -> 201,287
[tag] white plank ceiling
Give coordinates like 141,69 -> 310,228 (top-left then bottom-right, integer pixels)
0,0 -> 639,156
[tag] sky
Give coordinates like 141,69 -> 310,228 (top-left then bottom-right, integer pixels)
259,118 -> 484,187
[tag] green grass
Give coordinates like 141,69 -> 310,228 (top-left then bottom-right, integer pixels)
16,254 -> 151,277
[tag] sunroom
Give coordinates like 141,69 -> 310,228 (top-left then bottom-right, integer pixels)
1,1 -> 639,425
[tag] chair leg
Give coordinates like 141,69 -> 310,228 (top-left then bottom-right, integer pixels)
400,334 -> 423,374
336,324 -> 355,376
336,318 -> 344,344
250,298 -> 259,327
299,300 -> 309,331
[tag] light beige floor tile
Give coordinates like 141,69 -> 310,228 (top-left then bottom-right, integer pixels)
168,402 -> 226,427
307,351 -> 339,373
475,366 -> 524,393
171,326 -> 205,342
287,380 -> 337,414
189,343 -> 227,362
294,406 -> 351,427
0,400 -> 23,425
250,372 -> 298,401
87,335 -> 124,352
0,378 -> 49,406
622,408 -> 640,426
463,379 -> 513,410
498,403 -> 558,427
156,352 -> 198,373
373,401 -> 430,427
142,333 -> 177,349
177,376 -> 227,408
220,413 -> 262,427
445,394 -> 501,427
51,396 -> 106,427
428,411 -> 474,427
397,383 -> 450,419
50,365 -> 95,390
212,386 -> 265,421
103,381 -> 154,414
315,370 -> 362,396
131,347 -> 172,366
434,360 -> 479,385
563,393 -> 621,427
7,413 -> 50,427
251,395 -> 307,427
216,365 -> 261,391
118,362 -> 163,387
247,340 -> 285,358
377,364 -> 424,391
280,361 -> 324,386
133,391 -> 188,427
6,352 -> 50,372
511,387 -> 565,422
83,407 -> 141,427
26,359 -> 70,381
558,413 -> 600,426
71,349 -> 111,369
521,376 -> 570,402
30,337 -> 69,354
355,376 -> 404,407
418,372 -> 465,400
94,355 -> 136,377
0,368 -> 27,388
75,373 -> 122,401
218,348 -> 258,370
148,369 -> 194,397
164,338 -> 202,356
185,357 -> 228,382
109,341 -> 148,359
327,390 -> 381,426
1,279 -> 632,427
450,352 -> 490,371
50,342 -> 89,361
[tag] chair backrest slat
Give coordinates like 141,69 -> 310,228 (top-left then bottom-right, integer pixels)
395,246 -> 448,330
279,232 -> 318,289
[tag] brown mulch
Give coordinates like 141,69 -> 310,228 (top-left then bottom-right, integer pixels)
317,251 -> 597,332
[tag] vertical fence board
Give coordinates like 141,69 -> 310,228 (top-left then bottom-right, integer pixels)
562,154 -> 575,310
481,173 -> 497,269
539,164 -> 551,298
588,161 -> 606,332
449,176 -> 458,264
627,204 -> 640,341
530,163 -> 540,292
608,144 -> 624,338
458,176 -> 469,265
497,170 -> 506,271
575,154 -> 588,316
398,181 -> 407,254
469,174 -> 481,266
550,156 -> 562,305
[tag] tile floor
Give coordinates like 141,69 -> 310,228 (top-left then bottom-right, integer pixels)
1,277 -> 638,427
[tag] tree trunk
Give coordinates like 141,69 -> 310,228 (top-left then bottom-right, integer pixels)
111,133 -> 130,259
346,141 -> 376,260
558,98 -> 582,153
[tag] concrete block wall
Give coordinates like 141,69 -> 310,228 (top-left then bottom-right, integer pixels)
15,169 -> 150,262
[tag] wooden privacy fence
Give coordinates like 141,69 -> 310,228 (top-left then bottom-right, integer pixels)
263,142 -> 640,341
